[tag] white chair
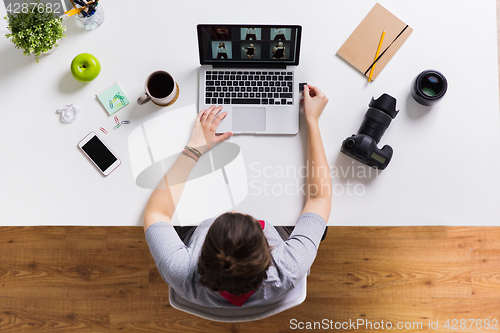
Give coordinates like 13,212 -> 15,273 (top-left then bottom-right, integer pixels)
168,276 -> 307,322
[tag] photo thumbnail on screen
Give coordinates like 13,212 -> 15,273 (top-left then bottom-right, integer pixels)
271,41 -> 291,59
210,26 -> 231,40
241,42 -> 261,59
212,41 -> 232,59
271,27 -> 292,41
241,27 -> 261,40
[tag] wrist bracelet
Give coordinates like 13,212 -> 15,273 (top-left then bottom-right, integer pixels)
182,148 -> 199,162
185,145 -> 202,158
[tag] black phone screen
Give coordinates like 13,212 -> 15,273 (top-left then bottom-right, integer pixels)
81,136 -> 117,172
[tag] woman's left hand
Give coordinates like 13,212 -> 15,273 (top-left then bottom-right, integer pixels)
187,105 -> 233,155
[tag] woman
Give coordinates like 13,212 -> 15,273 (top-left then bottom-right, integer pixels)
242,44 -> 256,59
216,42 -> 227,59
272,41 -> 286,59
144,85 -> 331,307
245,27 -> 257,40
274,27 -> 286,41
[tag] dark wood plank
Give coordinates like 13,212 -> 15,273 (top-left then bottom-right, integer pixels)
311,230 -> 472,298
106,227 -> 147,250
329,226 -> 477,250
65,227 -> 107,250
148,261 -> 170,297
0,248 -> 148,298
0,227 -> 66,249
0,298 -> 109,332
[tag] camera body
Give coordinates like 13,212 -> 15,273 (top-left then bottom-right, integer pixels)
341,94 -> 399,170
342,134 -> 394,169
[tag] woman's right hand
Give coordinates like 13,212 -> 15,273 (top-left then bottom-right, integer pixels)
302,85 -> 329,123
187,105 -> 232,155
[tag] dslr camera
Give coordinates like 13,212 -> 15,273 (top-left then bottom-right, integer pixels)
341,94 -> 399,170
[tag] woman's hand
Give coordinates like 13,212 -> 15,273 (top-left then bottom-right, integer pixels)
301,85 -> 329,123
187,105 -> 233,154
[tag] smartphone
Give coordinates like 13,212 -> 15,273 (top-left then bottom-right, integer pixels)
78,132 -> 121,176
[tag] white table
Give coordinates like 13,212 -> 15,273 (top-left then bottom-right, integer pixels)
0,0 -> 499,226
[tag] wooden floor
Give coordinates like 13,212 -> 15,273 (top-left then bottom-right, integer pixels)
2,4 -> 500,333
2,226 -> 500,332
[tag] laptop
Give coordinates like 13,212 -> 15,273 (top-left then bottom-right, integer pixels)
197,25 -> 302,134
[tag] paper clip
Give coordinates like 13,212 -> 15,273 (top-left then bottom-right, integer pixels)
113,124 -> 121,130
121,120 -> 130,124
110,93 -> 125,110
114,116 -> 119,125
99,127 -> 108,134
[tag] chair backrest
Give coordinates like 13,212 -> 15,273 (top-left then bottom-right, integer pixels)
168,276 -> 307,322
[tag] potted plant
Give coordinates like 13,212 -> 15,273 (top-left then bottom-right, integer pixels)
4,0 -> 66,63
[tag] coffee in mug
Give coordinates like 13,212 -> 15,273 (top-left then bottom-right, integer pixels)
137,70 -> 178,106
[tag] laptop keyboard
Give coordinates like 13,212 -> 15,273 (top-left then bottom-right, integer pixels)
204,70 -> 294,106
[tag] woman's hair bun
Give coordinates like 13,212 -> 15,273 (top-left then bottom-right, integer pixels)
217,252 -> 236,274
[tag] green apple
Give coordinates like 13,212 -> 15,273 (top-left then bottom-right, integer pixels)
71,53 -> 101,82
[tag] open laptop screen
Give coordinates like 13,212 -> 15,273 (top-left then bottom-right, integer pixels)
198,25 -> 302,67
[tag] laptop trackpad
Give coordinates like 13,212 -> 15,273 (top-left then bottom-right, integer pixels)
232,107 -> 266,132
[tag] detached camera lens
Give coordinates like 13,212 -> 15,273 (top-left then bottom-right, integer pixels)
421,75 -> 443,97
411,70 -> 448,106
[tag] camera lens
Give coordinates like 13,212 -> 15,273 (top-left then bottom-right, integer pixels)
358,109 -> 391,143
357,94 -> 399,143
421,75 -> 443,97
411,70 -> 447,106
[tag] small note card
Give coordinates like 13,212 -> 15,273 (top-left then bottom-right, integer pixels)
97,82 -> 130,116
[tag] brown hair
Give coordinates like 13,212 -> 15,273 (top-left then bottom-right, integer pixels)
198,212 -> 271,296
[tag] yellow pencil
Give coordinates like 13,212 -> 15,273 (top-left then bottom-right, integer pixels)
64,7 -> 84,17
368,29 -> 386,82
64,1 -> 97,17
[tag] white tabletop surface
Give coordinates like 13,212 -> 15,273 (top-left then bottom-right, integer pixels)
0,0 -> 499,226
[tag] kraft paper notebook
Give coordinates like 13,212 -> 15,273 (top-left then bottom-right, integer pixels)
337,3 -> 413,81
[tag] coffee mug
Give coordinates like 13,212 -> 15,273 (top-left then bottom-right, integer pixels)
137,70 -> 178,106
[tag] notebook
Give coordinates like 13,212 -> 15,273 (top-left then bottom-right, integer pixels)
336,3 -> 413,81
